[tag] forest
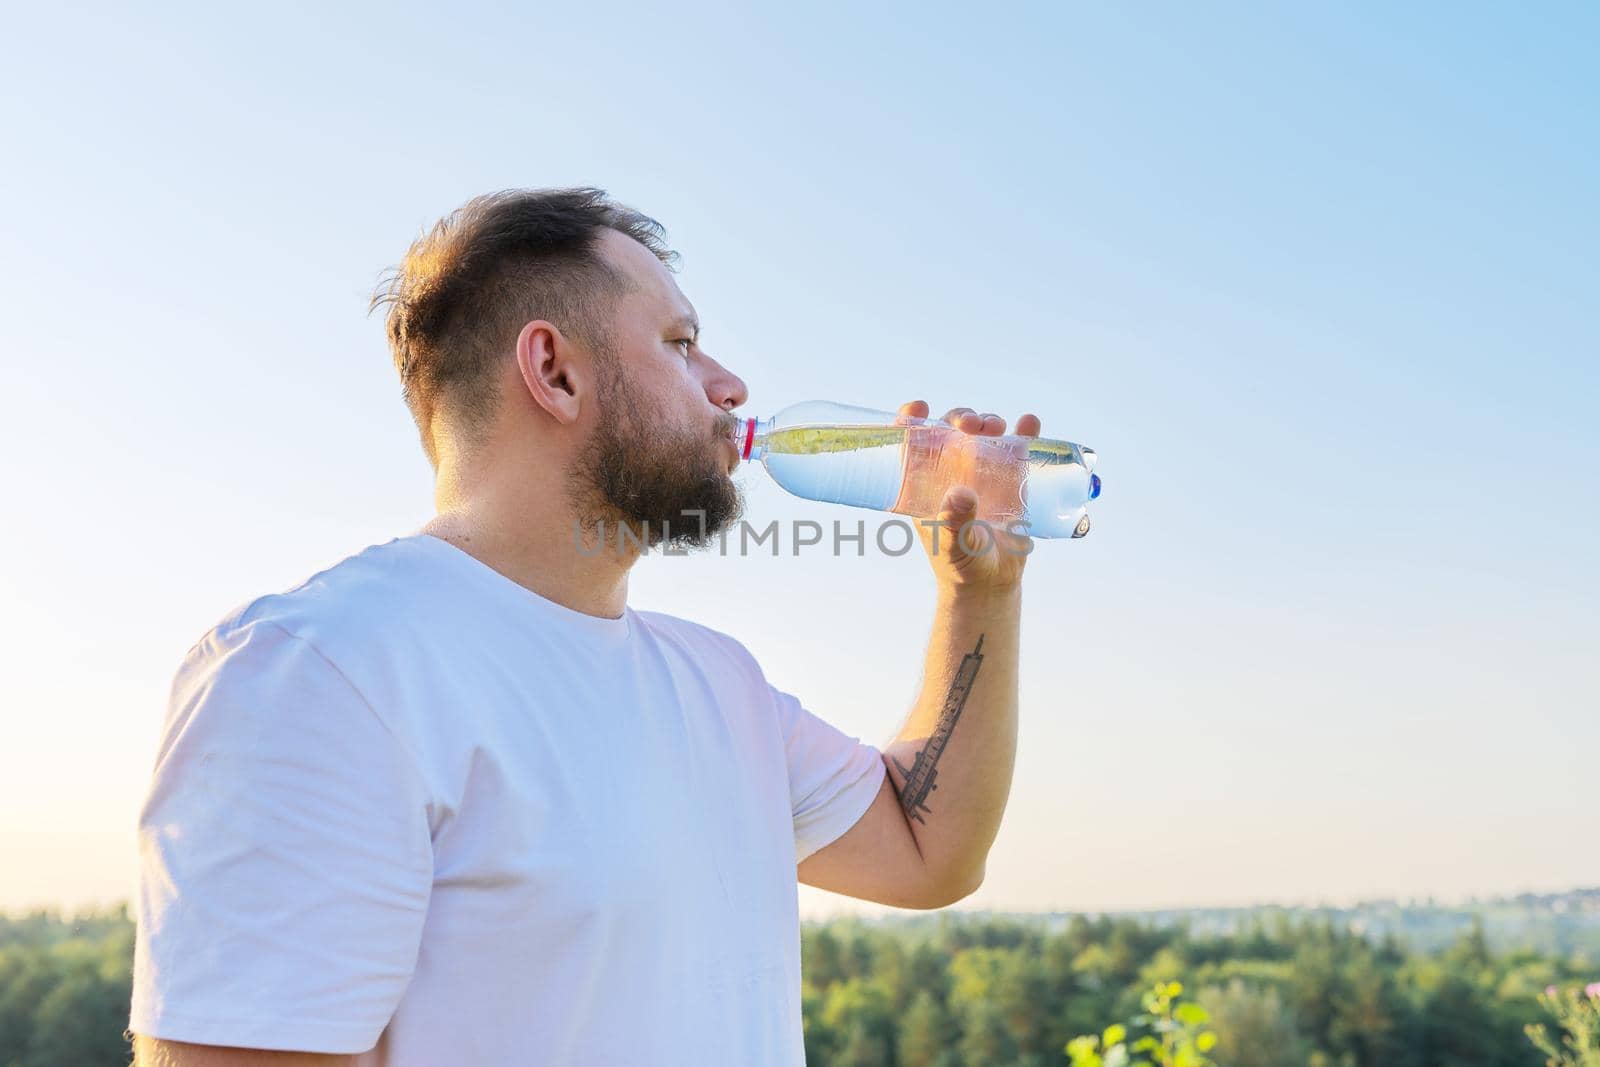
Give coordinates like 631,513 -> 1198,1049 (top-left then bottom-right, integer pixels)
1,895 -> 1596,1066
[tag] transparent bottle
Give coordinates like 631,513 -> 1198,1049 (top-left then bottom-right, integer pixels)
732,400 -> 1101,539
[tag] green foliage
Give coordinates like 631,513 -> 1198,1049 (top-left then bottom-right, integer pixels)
1196,978 -> 1307,1067
1,901 -> 1596,1066
0,906 -> 134,1067
1065,981 -> 1217,1067
1526,985 -> 1600,1067
798,910 -> 1594,1067
897,989 -> 953,1067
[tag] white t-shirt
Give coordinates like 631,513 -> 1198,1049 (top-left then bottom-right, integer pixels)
130,534 -> 887,1065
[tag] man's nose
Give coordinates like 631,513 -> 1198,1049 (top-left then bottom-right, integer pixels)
702,354 -> 748,412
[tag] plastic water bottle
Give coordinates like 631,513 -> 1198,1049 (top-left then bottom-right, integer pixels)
732,400 -> 1101,539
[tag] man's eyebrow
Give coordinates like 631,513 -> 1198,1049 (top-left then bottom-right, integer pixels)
669,312 -> 700,340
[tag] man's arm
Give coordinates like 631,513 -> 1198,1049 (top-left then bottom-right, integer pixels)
131,623 -> 432,1060
797,584 -> 1020,907
798,402 -> 1034,908
883,583 -> 1019,892
133,1036 -> 351,1066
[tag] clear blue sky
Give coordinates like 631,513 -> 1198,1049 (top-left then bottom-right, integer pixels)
2,2 -> 1595,918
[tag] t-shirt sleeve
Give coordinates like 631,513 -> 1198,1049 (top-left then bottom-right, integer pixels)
130,619 -> 434,1054
771,686 -> 887,864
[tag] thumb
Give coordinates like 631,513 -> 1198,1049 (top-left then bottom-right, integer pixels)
935,486 -> 986,562
939,485 -> 979,520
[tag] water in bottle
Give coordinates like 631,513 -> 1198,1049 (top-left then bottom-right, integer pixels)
731,400 -> 1101,539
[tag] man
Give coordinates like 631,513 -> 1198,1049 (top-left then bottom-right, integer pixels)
130,188 -> 1037,1065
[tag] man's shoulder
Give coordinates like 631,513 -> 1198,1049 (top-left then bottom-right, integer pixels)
158,539 -> 445,748
202,536 -> 437,658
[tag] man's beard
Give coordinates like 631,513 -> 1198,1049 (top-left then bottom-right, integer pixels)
569,370 -> 745,551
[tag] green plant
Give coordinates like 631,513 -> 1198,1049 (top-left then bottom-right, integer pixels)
1526,983 -> 1600,1067
1066,981 -> 1219,1067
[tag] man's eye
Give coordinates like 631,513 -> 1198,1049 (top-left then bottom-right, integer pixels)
674,339 -> 694,358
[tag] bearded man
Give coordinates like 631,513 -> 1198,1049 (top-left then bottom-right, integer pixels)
129,188 -> 1037,1066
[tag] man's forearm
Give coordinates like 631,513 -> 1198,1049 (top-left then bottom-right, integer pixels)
881,582 -> 1021,895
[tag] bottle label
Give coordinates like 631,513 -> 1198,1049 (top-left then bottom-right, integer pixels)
891,425 -> 1028,522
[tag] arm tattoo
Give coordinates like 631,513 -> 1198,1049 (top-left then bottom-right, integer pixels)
891,634 -> 985,824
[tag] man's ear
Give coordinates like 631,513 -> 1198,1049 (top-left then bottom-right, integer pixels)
515,319 -> 588,425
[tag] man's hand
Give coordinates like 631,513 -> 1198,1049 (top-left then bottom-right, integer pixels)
895,400 -> 1041,593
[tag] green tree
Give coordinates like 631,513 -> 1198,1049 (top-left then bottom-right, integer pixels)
991,949 -> 1052,1059
806,925 -> 848,988
958,998 -> 1013,1067
835,1019 -> 891,1067
821,977 -> 896,1067
897,988 -> 953,1067
1196,978 -> 1307,1067
1526,984 -> 1600,1067
906,938 -> 953,1005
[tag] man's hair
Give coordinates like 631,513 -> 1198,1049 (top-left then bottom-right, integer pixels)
372,187 -> 677,462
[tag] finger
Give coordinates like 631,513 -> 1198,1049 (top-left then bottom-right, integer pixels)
978,412 -> 1006,436
894,399 -> 930,427
1015,413 -> 1041,437
941,406 -> 976,426
943,408 -> 983,434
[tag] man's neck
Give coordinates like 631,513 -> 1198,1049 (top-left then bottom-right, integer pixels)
422,494 -> 640,623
